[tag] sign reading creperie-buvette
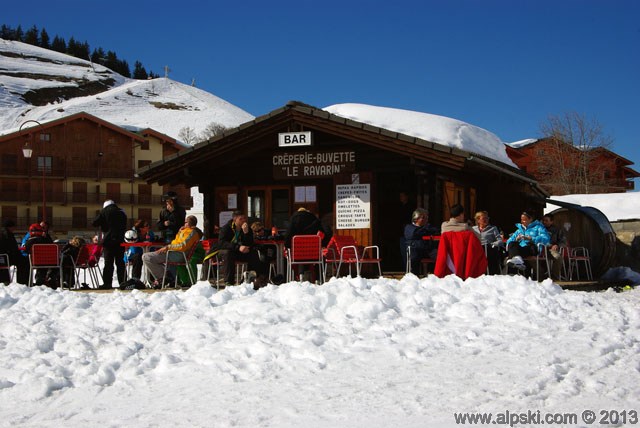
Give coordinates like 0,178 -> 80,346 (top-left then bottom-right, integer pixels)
273,151 -> 356,179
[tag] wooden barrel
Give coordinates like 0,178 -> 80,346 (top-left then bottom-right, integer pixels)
546,199 -> 616,278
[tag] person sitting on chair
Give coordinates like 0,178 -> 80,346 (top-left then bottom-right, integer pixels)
124,219 -> 156,281
285,207 -> 331,248
24,223 -> 55,287
61,236 -> 86,288
472,210 -> 505,275
404,208 -> 439,275
505,209 -> 550,274
142,215 -> 202,288
542,213 -> 567,280
0,219 -> 29,285
209,211 -> 266,286
440,204 -> 475,234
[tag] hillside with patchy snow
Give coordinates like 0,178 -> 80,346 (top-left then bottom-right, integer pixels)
0,39 -> 254,142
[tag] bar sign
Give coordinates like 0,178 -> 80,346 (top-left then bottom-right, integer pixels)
278,131 -> 312,147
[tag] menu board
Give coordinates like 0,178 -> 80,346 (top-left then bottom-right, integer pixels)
336,184 -> 370,229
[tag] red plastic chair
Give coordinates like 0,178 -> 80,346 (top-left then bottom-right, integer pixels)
286,235 -> 324,283
324,235 -> 360,280
73,245 -> 101,288
28,244 -> 63,288
162,243 -> 199,288
567,246 -> 593,280
324,235 -> 383,280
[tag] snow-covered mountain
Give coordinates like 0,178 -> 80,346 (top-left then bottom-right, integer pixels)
0,39 -> 254,141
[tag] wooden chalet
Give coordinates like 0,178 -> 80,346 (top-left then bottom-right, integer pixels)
0,112 -> 192,236
506,138 -> 639,194
139,101 -> 548,271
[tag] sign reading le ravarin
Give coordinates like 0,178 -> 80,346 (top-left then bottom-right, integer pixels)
336,184 -> 370,229
273,151 -> 356,179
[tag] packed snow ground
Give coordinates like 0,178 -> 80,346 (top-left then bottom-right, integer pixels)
0,272 -> 638,428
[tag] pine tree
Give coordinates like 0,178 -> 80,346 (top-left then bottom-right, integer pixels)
133,61 -> 149,79
91,47 -> 106,65
0,25 -> 14,40
14,25 -> 24,41
39,28 -> 50,49
104,50 -> 118,71
118,59 -> 131,77
66,36 -> 78,56
51,35 -> 66,53
24,25 -> 39,45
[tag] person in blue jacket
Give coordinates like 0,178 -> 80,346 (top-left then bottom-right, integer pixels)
505,209 -> 550,270
124,219 -> 156,280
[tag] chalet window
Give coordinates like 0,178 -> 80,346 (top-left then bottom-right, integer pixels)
138,160 -> 152,168
72,207 -> 87,228
39,133 -> 51,142
2,154 -> 17,173
106,183 -> 120,201
141,140 -> 150,150
138,208 -> 152,223
37,156 -> 52,174
72,182 -> 87,203
138,184 -> 152,204
2,181 -> 18,201
1,206 -> 17,221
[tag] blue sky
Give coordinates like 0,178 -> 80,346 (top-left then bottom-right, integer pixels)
4,0 -> 639,168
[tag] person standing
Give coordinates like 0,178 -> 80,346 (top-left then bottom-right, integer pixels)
398,191 -> 415,232
157,191 -> 186,243
93,200 -> 127,288
0,219 -> 29,285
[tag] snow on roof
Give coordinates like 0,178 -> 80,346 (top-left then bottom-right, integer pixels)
324,103 -> 517,167
508,138 -> 538,148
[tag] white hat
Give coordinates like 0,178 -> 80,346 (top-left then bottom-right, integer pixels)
103,200 -> 115,208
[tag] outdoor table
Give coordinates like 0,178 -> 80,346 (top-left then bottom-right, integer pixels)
120,241 -> 164,285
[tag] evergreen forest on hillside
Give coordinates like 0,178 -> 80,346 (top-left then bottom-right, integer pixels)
0,24 -> 157,79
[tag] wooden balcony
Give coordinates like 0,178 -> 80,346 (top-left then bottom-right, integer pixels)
3,191 -> 192,207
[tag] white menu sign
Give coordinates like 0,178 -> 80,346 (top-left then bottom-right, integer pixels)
336,184 -> 370,229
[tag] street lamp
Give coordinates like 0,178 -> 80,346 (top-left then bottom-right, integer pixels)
19,120 -> 47,223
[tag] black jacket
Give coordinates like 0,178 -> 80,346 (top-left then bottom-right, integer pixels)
24,234 -> 54,256
92,203 -> 128,245
216,220 -> 255,251
285,210 -> 331,248
157,204 -> 186,241
0,227 -> 21,262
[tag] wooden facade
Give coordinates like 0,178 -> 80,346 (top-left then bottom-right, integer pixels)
140,102 -> 548,271
0,112 -> 192,236
506,138 -> 639,194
